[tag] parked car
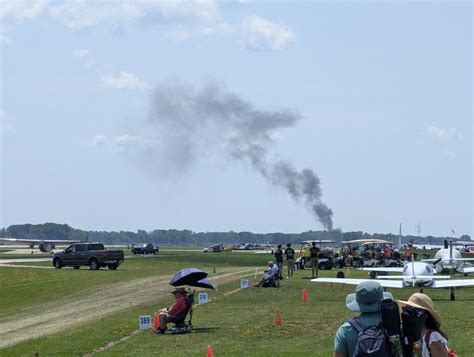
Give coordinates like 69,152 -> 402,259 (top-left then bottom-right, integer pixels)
203,244 -> 223,253
132,243 -> 159,255
53,242 -> 124,270
295,240 -> 337,270
296,253 -> 335,270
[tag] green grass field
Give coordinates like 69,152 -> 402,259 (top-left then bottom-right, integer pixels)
1,249 -> 473,356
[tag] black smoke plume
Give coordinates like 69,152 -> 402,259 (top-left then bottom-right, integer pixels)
148,81 -> 333,230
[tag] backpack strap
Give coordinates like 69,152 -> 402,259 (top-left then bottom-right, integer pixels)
424,330 -> 433,355
348,317 -> 365,333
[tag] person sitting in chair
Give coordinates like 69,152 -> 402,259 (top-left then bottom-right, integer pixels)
255,261 -> 279,287
155,287 -> 188,334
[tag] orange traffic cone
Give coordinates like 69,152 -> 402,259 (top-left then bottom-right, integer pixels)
328,282 -> 333,288
275,311 -> 282,326
302,288 -> 308,303
153,312 -> 159,330
207,345 -> 214,357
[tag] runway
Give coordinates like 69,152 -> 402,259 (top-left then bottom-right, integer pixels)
0,258 -> 52,264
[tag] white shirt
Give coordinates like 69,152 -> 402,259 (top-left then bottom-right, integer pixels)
268,264 -> 279,278
422,330 -> 448,357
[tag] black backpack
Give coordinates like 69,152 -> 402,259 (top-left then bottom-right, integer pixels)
349,317 -> 392,357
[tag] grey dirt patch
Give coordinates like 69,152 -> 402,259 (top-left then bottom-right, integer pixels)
0,263 -> 54,269
84,275 -> 254,356
0,268 -> 254,350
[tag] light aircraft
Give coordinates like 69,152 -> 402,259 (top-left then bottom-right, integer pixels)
311,258 -> 474,300
0,237 -> 81,253
422,244 -> 474,275
342,238 -> 394,246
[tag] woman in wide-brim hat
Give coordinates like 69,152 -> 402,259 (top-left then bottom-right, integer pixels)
397,293 -> 450,357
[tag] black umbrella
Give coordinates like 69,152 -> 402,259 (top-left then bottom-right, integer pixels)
188,278 -> 214,289
169,268 -> 208,287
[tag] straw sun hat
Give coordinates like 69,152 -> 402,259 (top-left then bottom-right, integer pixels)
171,287 -> 187,295
397,293 -> 442,327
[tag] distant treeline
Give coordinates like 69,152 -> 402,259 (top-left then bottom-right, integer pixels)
0,223 -> 471,246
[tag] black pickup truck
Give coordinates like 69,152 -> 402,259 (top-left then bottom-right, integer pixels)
53,242 -> 124,270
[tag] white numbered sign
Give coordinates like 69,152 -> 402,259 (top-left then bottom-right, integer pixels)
139,315 -> 152,330
240,279 -> 249,289
198,292 -> 208,304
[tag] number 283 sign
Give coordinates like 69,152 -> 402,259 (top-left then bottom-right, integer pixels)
139,315 -> 152,330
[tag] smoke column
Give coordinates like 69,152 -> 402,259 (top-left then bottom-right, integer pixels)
148,81 -> 333,230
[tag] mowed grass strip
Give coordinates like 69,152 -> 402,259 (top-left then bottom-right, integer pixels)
0,273 -> 256,355
0,250 -> 266,354
1,250 -> 474,356
0,250 -> 268,320
97,272 -> 474,356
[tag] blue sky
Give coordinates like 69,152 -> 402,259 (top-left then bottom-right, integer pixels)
0,1 -> 472,237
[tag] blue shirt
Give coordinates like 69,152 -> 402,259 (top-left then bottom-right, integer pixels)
334,312 -> 382,357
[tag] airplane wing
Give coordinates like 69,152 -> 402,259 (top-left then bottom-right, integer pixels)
358,267 -> 403,273
423,258 -> 474,262
433,279 -> 474,288
376,275 -> 451,279
0,238 -> 80,244
311,277 -> 404,288
457,266 -> 474,274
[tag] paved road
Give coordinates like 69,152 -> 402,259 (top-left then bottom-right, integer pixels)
0,258 -> 52,264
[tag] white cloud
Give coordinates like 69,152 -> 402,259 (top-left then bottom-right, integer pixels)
73,48 -> 91,58
49,1 -> 145,30
0,32 -> 11,44
112,134 -> 148,151
0,1 -> 48,21
1,1 -> 218,30
1,2 -> 295,52
85,134 -> 108,147
0,25 -> 14,44
443,150 -> 457,158
84,133 -> 148,152
241,15 -> 295,51
72,48 -> 95,68
0,110 -> 14,134
427,126 -> 463,141
164,22 -> 234,41
156,0 -> 217,22
100,71 -> 143,90
164,16 -> 295,51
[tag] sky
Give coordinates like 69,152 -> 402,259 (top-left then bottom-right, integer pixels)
0,1 -> 472,237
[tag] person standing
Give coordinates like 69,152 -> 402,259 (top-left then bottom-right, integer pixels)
405,241 -> 414,262
334,281 -> 393,357
274,244 -> 284,279
397,293 -> 452,357
284,243 -> 296,278
309,241 -> 320,278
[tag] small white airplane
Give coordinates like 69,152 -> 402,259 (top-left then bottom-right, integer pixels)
0,237 -> 81,253
422,246 -> 474,275
312,259 -> 474,300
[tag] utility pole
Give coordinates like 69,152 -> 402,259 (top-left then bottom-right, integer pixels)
416,223 -> 421,237
398,223 -> 402,248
